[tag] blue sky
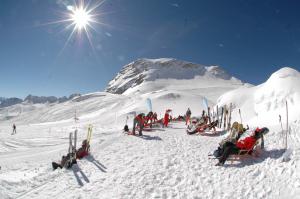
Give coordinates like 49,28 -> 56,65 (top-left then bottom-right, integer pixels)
0,0 -> 300,98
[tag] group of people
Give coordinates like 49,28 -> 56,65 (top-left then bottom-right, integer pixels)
186,109 -> 220,134
126,107 -> 269,166
129,108 -> 191,136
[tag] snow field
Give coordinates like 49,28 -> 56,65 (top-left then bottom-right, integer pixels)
0,121 -> 299,199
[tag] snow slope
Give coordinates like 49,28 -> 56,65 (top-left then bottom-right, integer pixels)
0,60 -> 299,199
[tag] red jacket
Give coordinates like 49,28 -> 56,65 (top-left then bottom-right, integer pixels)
135,115 -> 144,124
164,113 -> 169,122
236,136 -> 257,150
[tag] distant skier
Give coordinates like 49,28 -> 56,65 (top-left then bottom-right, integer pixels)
185,108 -> 192,125
132,113 -> 145,136
12,124 -> 17,135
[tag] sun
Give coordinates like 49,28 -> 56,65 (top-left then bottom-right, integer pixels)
70,6 -> 92,31
42,0 -> 108,53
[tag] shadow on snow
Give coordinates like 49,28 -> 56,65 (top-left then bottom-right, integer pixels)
225,148 -> 286,168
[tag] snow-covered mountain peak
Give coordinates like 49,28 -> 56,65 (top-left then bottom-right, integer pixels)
105,58 -> 238,94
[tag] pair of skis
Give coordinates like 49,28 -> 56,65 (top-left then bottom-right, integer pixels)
218,103 -> 233,130
65,129 -> 77,168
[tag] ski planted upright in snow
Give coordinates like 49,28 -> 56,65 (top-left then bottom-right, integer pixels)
219,107 -> 224,128
223,105 -> 227,130
227,103 -> 232,131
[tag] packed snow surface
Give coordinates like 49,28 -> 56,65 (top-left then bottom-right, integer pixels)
0,60 -> 299,199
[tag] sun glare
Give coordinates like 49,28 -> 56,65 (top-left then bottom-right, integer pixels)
70,7 -> 91,31
43,0 -> 108,53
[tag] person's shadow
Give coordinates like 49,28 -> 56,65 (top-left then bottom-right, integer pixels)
139,135 -> 162,141
226,148 -> 286,168
86,155 -> 107,173
72,164 -> 90,186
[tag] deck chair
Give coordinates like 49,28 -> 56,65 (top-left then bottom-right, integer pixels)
229,138 -> 261,164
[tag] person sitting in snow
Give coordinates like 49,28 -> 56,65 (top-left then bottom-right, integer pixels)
177,115 -> 184,121
52,152 -> 77,170
133,113 -> 145,136
215,127 -> 269,166
76,139 -> 90,159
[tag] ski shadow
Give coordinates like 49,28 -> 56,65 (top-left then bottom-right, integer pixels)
225,148 -> 286,168
72,164 -> 90,186
86,155 -> 107,173
140,135 -> 162,141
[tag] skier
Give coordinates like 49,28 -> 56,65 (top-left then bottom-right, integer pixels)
12,124 -> 17,135
215,127 -> 269,166
132,113 -> 145,136
185,108 -> 192,125
163,110 -> 170,127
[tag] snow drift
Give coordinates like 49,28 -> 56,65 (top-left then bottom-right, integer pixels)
216,67 -> 300,126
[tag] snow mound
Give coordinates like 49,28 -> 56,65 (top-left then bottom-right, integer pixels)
217,67 -> 300,126
105,58 -> 239,94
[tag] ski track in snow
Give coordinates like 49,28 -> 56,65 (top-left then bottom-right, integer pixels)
0,122 -> 299,199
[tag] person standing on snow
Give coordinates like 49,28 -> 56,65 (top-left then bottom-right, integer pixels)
163,111 -> 170,127
153,112 -> 158,123
12,124 -> 17,135
133,113 -> 145,136
185,108 -> 192,125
